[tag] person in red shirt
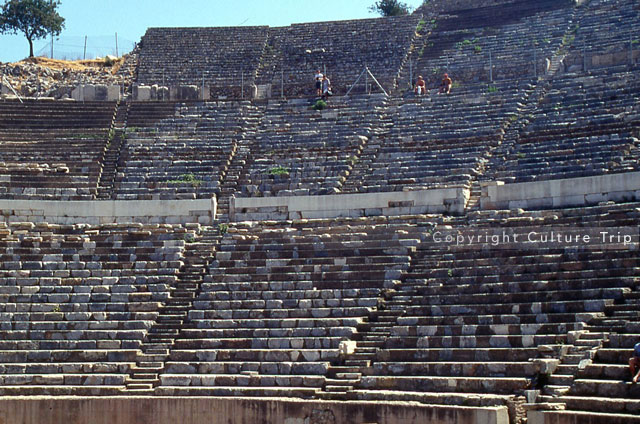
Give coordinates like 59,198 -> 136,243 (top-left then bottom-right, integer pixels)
439,73 -> 452,94
414,75 -> 426,96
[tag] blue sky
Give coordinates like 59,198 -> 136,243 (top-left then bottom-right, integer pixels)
0,0 -> 425,63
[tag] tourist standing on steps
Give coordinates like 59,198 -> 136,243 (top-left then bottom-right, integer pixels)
321,75 -> 332,101
414,75 -> 426,96
315,69 -> 324,96
629,341 -> 640,383
439,73 -> 452,95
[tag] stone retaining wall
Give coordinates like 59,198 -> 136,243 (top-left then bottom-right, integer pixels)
528,410 -> 640,424
230,188 -> 469,221
481,172 -> 640,210
0,396 -> 509,424
0,198 -> 216,225
562,50 -> 640,72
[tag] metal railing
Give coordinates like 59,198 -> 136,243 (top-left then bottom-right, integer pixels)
1,76 -> 23,103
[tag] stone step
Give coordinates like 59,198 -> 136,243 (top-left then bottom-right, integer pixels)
144,348 -> 169,355
575,339 -> 602,347
155,319 -> 183,325
137,354 -> 168,362
562,354 -> 587,365
548,375 -> 575,386
126,383 -> 154,391
324,385 -> 352,393
555,364 -> 579,375
581,332 -> 609,340
344,359 -> 371,367
137,362 -> 164,368
129,373 -> 159,381
357,341 -> 385,348
328,366 -> 363,376
543,385 -> 571,396
335,373 -> 362,380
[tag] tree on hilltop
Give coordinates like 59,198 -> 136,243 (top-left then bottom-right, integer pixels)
0,0 -> 65,57
369,0 -> 412,16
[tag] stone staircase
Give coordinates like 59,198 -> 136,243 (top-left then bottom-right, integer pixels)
537,286 -> 640,418
542,331 -> 609,398
124,226 -> 220,393
97,100 -> 129,200
215,103 -> 264,221
319,223 -> 433,399
321,308 -> 405,398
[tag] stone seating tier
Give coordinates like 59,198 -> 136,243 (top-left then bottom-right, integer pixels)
161,216 -> 428,392
0,222 -> 189,393
0,101 -> 116,200
342,81 -> 524,194
567,0 -> 640,64
405,0 -> 574,87
486,67 -> 640,183
256,15 -> 421,97
114,101 -> 262,200
351,202 -> 639,410
234,96 -> 387,198
137,27 -> 269,91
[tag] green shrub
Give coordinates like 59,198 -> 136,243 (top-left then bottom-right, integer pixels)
312,99 -> 327,110
268,166 -> 290,176
168,173 -> 202,187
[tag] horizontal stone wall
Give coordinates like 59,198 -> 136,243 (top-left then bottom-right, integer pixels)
230,188 -> 469,221
132,84 -> 212,101
0,396 -> 509,424
528,410 -> 640,424
72,84 -> 121,101
562,50 -> 640,72
0,198 -> 216,225
481,172 -> 640,210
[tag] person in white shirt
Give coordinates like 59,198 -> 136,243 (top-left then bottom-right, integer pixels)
315,70 -> 323,96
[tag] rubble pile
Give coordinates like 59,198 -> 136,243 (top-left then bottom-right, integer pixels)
0,53 -> 137,99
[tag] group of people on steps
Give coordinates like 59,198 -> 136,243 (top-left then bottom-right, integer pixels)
312,69 -> 453,100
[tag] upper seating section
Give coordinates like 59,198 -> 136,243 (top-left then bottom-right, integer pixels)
487,67 -> 640,183
236,96 -> 386,198
137,27 -> 269,95
0,100 -> 115,200
0,222 -> 188,396
406,0 -> 575,86
158,216 -> 426,396
115,101 -> 261,200
568,0 -> 640,62
257,15 -> 420,97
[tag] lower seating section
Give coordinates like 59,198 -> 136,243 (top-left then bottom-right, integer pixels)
115,101 -> 261,200
538,213 -> 640,416
0,100 -> 115,200
158,216 -> 426,396
236,96 -> 386,197
488,67 -> 640,183
0,222 -> 188,395
256,15 -> 420,97
541,316 -> 640,416
353,203 -> 640,410
342,81 -> 523,193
